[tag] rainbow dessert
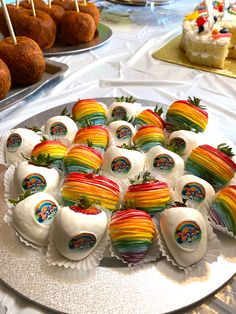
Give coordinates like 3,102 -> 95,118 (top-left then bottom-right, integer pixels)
12,192 -> 59,246
167,130 -> 201,159
160,206 -> 207,267
186,144 -> 236,189
64,145 -> 103,175
132,126 -> 165,152
5,128 -> 41,165
107,96 -> 142,122
174,174 -> 215,206
61,173 -> 121,212
123,172 -> 171,214
109,209 -> 156,265
145,146 -> 185,181
133,106 -> 165,129
209,185 -> 236,235
107,121 -> 135,146
102,146 -> 145,180
43,115 -> 78,145
72,99 -> 107,127
73,126 -> 109,153
166,97 -> 208,133
30,140 -> 68,169
53,204 -> 108,260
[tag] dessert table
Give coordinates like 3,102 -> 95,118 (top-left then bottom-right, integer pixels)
0,0 -> 235,313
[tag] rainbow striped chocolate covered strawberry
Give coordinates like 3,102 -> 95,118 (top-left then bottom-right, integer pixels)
166,97 -> 208,133
123,172 -> 171,215
186,143 -> 236,189
72,99 -> 107,127
134,105 -> 165,129
61,172 -> 121,212
109,208 -> 156,265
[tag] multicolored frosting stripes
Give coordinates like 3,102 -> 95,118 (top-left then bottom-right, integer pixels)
74,126 -> 109,152
166,100 -> 208,133
123,181 -> 171,214
31,140 -> 67,161
61,173 -> 120,211
134,109 -> 165,129
210,185 -> 236,234
132,126 -> 164,152
186,145 -> 236,189
72,99 -> 107,127
110,209 -> 156,264
64,146 -> 103,175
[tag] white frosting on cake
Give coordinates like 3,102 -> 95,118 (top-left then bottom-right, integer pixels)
168,130 -> 201,159
108,121 -> 135,146
5,128 -> 41,165
43,115 -> 78,145
145,146 -> 185,180
12,192 -> 59,246
53,206 -> 108,260
102,146 -> 145,179
107,101 -> 142,122
174,174 -> 215,206
14,161 -> 60,196
160,207 -> 207,267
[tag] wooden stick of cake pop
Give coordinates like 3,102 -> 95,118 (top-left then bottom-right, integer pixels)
224,0 -> 229,17
83,0 -> 86,6
15,0 -> 19,8
0,0 -> 17,44
48,0 -> 52,9
206,0 -> 214,30
74,0 -> 80,12
30,0 -> 36,17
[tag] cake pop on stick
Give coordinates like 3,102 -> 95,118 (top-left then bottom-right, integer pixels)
0,0 -> 17,44
0,58 -> 11,100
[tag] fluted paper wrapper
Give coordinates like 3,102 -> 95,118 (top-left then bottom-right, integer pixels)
46,210 -> 111,277
0,131 -> 10,166
4,207 -> 44,251
158,221 -> 221,276
208,215 -> 236,239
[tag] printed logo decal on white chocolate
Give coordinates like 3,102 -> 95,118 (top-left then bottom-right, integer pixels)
50,122 -> 67,137
111,106 -> 127,120
169,137 -> 186,155
116,126 -> 132,139
68,233 -> 96,251
111,156 -> 131,174
6,133 -> 22,152
182,182 -> 205,202
35,200 -> 58,224
153,154 -> 175,172
175,221 -> 202,249
22,173 -> 47,193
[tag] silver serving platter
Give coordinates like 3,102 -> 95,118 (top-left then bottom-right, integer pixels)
0,98 -> 235,314
0,59 -> 68,113
43,23 -> 112,57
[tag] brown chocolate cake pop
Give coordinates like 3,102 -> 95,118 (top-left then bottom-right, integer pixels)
0,36 -> 45,86
19,0 -> 45,10
0,58 -> 11,100
67,2 -> 100,27
61,10 -> 96,45
38,4 -> 65,34
14,9 -> 56,49
0,4 -> 26,37
51,0 -> 73,10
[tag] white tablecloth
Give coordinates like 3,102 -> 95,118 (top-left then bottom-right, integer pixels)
0,0 -> 235,313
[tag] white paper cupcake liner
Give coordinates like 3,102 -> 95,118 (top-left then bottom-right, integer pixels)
4,207 -> 44,251
109,222 -> 161,267
208,215 -> 236,239
46,209 -> 111,275
157,220 -> 221,276
0,131 -> 10,166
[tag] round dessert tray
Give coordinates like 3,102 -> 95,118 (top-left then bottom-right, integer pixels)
0,98 -> 235,314
42,23 -> 112,57
107,0 -> 175,6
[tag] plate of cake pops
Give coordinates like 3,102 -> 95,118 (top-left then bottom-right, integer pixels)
0,0 -> 112,57
0,96 -> 235,314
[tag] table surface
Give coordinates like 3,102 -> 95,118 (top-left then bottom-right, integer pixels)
0,0 -> 235,313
